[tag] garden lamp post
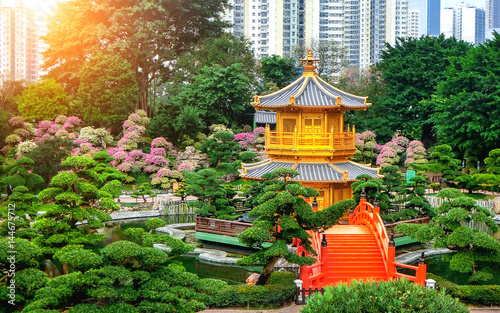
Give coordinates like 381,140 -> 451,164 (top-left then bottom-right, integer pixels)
425,278 -> 436,289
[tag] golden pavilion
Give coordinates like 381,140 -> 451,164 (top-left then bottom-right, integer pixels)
240,50 -> 380,209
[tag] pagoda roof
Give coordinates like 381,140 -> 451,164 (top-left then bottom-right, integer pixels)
252,50 -> 371,111
240,160 -> 380,183
255,110 -> 277,124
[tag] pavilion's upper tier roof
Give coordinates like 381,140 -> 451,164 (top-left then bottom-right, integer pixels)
252,50 -> 371,111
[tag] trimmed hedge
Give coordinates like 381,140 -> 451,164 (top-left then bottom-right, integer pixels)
208,271 -> 296,308
428,273 -> 500,305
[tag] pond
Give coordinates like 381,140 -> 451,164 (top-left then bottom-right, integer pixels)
95,216 -> 261,284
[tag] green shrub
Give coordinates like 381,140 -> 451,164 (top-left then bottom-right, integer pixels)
301,279 -> 468,313
210,281 -> 295,307
450,285 -> 500,305
269,271 -> 295,286
427,273 -> 500,305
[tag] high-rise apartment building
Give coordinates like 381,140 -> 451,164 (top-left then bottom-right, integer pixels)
408,0 -> 440,37
225,0 -> 410,70
408,10 -> 421,37
441,3 -> 485,45
486,0 -> 500,29
0,0 -> 39,84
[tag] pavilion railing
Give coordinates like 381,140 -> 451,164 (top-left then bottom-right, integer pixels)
195,216 -> 252,237
265,128 -> 355,151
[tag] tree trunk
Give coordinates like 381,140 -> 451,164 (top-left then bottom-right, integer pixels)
256,256 -> 281,285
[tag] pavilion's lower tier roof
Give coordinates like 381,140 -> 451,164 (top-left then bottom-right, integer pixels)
240,160 -> 380,183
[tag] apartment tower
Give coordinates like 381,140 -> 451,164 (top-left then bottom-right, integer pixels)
0,0 -> 39,84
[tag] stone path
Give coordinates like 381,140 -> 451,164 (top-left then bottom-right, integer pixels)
468,306 -> 500,312
201,304 -> 304,313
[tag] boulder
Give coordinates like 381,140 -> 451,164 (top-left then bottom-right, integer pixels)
494,196 -> 500,214
246,273 -> 260,285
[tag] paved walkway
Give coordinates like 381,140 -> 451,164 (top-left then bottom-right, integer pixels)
201,304 -> 303,313
468,306 -> 500,313
201,304 -> 500,312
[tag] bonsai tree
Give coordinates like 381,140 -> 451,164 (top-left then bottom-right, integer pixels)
183,168 -> 237,220
0,157 -> 44,192
33,154 -> 126,255
413,144 -> 462,183
237,168 -> 356,285
396,188 -> 500,284
131,182 -> 157,203
198,131 -> 242,170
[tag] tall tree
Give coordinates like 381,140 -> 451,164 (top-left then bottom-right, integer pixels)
16,79 -> 69,121
430,33 -> 500,161
76,52 -> 138,134
378,35 -> 471,145
338,65 -> 391,142
173,33 -> 256,84
42,0 -> 229,111
158,63 -> 254,129
0,80 -> 26,115
260,55 -> 299,89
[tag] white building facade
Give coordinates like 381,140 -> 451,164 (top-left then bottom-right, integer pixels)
441,3 -> 485,45
224,0 -> 410,70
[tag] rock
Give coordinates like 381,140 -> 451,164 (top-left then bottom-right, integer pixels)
494,196 -> 500,214
221,173 -> 239,182
246,273 -> 260,285
44,259 -> 60,278
177,146 -> 209,169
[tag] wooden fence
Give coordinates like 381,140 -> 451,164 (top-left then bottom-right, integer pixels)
295,287 -> 325,305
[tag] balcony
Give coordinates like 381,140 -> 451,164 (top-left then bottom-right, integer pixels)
264,126 -> 356,158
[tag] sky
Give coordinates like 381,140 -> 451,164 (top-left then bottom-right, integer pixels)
441,0 -> 485,8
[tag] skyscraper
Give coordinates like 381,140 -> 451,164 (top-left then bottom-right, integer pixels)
408,10 -> 421,37
409,0 -> 441,37
486,0 -> 500,29
441,2 -> 485,45
223,0 -> 410,70
0,0 -> 39,84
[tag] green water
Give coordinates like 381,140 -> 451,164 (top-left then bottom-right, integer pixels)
175,256 -> 262,284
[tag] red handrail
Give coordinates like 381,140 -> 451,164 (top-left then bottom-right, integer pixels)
349,198 -> 390,275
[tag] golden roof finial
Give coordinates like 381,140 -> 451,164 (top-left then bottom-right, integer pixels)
300,49 -> 320,76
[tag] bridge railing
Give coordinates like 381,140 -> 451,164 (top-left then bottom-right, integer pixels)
298,231 -> 328,289
349,197 -> 390,276
349,196 -> 427,285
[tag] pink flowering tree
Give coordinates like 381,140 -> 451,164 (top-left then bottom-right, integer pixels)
405,140 -> 428,167
234,132 -> 257,150
352,130 -> 379,164
376,135 -> 410,168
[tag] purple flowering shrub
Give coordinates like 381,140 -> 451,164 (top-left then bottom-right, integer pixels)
405,140 -> 428,166
234,132 -> 257,150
